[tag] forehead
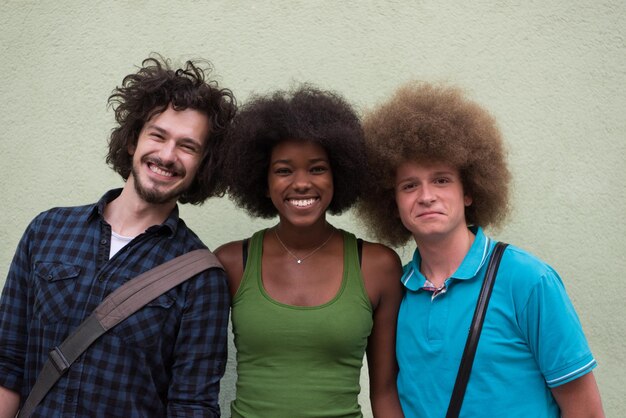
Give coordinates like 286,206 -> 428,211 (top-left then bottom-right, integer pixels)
145,106 -> 211,144
270,139 -> 329,160
396,160 -> 461,178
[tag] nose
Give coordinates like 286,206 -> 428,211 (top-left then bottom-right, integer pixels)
418,184 -> 436,204
292,170 -> 311,191
158,140 -> 177,163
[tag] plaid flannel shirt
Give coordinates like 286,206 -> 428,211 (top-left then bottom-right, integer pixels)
0,189 -> 230,417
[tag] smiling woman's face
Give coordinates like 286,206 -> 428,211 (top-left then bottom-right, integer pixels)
267,140 -> 334,228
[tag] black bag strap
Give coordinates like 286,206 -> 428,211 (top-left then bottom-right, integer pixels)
18,249 -> 222,418
446,241 -> 508,418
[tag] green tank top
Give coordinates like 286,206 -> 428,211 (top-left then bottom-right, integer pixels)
231,229 -> 373,418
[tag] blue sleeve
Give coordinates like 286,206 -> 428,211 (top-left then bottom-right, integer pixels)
0,217 -> 39,393
166,266 -> 230,417
519,265 -> 596,388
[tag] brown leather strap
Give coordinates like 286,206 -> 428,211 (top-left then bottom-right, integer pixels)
18,249 -> 222,418
95,249 -> 221,329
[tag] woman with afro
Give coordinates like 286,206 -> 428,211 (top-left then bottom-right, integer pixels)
216,85 -> 403,417
357,82 -> 604,418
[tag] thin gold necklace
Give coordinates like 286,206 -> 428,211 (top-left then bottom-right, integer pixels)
274,226 -> 335,264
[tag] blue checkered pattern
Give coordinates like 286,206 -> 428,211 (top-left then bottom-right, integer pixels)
0,189 -> 230,417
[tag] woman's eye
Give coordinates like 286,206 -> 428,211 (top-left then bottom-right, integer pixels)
275,168 -> 291,175
311,166 -> 328,174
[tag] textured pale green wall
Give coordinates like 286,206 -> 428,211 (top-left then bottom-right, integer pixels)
1,1 -> 624,416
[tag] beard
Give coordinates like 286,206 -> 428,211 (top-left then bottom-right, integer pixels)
130,157 -> 188,205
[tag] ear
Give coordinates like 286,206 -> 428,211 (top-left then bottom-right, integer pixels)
464,195 -> 472,206
128,142 -> 136,156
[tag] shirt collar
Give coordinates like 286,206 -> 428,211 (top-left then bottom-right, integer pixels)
400,226 -> 492,291
87,188 -> 179,237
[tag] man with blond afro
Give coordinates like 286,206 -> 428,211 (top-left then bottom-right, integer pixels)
358,82 -> 604,417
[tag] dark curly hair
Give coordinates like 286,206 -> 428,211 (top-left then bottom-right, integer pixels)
106,54 -> 237,204
357,82 -> 511,247
223,85 -> 365,218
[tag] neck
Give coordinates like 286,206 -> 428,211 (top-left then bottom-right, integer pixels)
274,217 -> 333,250
414,227 -> 475,287
103,183 -> 176,237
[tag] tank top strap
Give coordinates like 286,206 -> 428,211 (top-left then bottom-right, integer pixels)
235,229 -> 266,300
341,230 -> 359,270
340,230 -> 371,307
246,229 -> 265,268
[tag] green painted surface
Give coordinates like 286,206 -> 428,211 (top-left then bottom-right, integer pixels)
1,1 -> 624,415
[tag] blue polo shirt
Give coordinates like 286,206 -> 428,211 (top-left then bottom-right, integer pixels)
396,227 -> 596,418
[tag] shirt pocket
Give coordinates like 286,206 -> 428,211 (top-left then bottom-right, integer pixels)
110,289 -> 178,349
34,262 -> 81,325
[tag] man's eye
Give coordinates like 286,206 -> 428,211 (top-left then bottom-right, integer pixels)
181,144 -> 199,153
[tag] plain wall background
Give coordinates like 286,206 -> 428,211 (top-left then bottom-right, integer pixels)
1,1 -> 624,416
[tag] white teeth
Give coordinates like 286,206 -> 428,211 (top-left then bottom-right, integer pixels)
149,164 -> 174,177
289,198 -> 316,207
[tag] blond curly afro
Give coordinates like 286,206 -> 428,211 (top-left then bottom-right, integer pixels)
357,82 -> 511,247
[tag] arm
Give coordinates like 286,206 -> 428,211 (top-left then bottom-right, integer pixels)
551,372 -> 604,418
0,220 -> 37,416
361,242 -> 404,418
515,260 -> 603,417
166,267 -> 230,417
0,386 -> 19,418
215,240 -> 245,298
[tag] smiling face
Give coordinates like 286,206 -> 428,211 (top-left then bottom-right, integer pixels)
267,140 -> 334,228
127,105 -> 210,206
395,160 -> 472,244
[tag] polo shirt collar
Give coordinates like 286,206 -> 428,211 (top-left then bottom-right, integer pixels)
400,226 -> 493,291
88,188 -> 179,237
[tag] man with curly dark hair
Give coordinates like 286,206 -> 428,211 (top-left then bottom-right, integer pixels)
216,85 -> 404,417
357,82 -> 604,417
0,55 -> 236,417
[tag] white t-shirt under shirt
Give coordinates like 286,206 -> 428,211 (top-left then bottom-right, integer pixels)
109,230 -> 134,259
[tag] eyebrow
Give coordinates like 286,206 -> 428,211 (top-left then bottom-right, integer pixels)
395,176 -> 418,186
146,124 -> 203,146
271,157 -> 329,165
145,124 -> 166,134
395,171 -> 457,183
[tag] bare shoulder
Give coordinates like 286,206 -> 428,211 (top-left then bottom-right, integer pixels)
359,240 -> 402,308
361,241 -> 402,276
215,240 -> 244,266
214,240 -> 245,296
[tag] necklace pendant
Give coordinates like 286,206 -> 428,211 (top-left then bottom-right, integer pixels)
274,226 -> 335,267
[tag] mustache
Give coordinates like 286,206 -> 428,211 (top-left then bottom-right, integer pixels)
143,156 -> 180,173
